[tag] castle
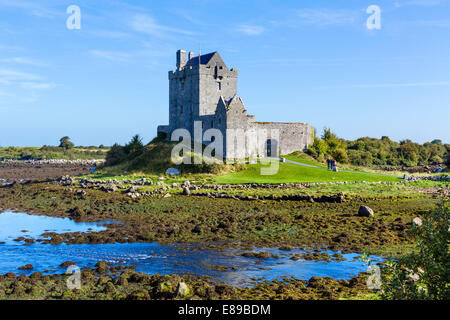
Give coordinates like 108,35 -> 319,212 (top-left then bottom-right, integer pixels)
158,50 -> 313,160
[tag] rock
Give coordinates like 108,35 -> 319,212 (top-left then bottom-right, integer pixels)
165,168 -> 180,176
357,206 -> 374,217
157,281 -> 174,297
175,282 -> 190,297
95,261 -> 109,274
60,261 -> 77,268
127,290 -> 150,300
412,217 -> 423,227
18,264 -> 33,270
182,187 -> 190,195
103,282 -> 117,294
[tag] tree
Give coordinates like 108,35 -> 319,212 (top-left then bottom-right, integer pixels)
124,134 -> 144,159
59,136 -> 74,150
431,139 -> 442,145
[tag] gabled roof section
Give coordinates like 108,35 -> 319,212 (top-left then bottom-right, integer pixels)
186,51 -> 227,68
226,95 -> 246,112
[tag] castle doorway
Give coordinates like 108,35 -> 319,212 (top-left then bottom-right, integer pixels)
266,139 -> 278,157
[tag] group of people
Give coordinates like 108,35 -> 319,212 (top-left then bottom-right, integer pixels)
326,158 -> 338,172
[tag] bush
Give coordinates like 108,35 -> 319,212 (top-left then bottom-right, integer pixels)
105,135 -> 145,166
380,203 -> 449,300
105,143 -> 126,166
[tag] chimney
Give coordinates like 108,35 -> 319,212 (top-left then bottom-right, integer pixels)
176,50 -> 186,69
188,51 -> 194,61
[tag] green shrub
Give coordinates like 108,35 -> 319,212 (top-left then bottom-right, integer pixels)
381,203 -> 449,300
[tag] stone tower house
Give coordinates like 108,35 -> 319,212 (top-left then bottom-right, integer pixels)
158,50 -> 313,160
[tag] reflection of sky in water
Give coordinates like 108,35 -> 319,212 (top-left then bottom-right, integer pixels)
0,212 -> 382,286
0,211 -> 107,243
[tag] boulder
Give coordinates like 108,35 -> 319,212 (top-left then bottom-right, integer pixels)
412,217 -> 423,227
175,282 -> 190,297
59,261 -> 77,268
357,206 -> 374,217
182,187 -> 190,195
18,264 -> 34,270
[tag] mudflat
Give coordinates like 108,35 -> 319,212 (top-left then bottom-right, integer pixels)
0,162 -> 94,182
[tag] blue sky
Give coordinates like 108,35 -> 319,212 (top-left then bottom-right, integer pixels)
0,0 -> 449,147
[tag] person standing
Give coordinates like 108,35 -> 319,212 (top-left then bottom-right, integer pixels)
327,158 -> 331,170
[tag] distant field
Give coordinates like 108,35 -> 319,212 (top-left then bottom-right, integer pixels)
0,146 -> 108,160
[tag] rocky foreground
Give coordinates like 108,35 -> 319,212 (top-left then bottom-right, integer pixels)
0,263 -> 374,300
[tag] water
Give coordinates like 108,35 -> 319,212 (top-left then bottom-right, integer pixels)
0,211 -> 108,242
0,211 -> 382,286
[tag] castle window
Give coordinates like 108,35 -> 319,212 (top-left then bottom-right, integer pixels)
216,82 -> 221,91
180,105 -> 183,115
211,120 -> 214,128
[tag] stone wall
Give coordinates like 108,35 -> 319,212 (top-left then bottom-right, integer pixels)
250,122 -> 313,156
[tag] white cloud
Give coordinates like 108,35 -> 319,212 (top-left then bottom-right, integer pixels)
20,82 -> 56,89
394,0 -> 449,7
130,14 -> 196,38
90,50 -> 132,62
89,30 -> 132,39
172,8 -> 206,26
0,57 -> 48,66
0,0 -> 57,18
0,68 -> 40,83
235,24 -> 265,36
415,20 -> 450,27
296,9 -> 359,26
0,68 -> 55,90
327,81 -> 450,89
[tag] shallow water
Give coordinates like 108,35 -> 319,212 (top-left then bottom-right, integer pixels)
0,211 -> 381,286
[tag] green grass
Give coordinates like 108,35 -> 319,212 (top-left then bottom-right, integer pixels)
283,152 -> 327,168
215,160 -> 401,184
